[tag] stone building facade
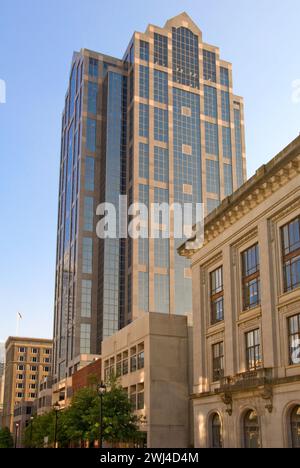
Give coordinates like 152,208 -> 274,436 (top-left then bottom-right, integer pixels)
179,136 -> 300,448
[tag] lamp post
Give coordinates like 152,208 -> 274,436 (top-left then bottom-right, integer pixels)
97,383 -> 106,449
14,423 -> 19,449
53,402 -> 61,449
29,416 -> 34,448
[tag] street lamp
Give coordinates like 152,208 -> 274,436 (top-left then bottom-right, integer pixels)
29,416 -> 34,448
97,383 -> 106,449
53,402 -> 61,449
14,423 -> 19,449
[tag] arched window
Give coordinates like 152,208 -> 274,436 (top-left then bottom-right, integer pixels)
244,410 -> 261,448
291,406 -> 300,448
211,413 -> 223,448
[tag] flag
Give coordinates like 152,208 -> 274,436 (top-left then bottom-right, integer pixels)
18,312 -> 22,320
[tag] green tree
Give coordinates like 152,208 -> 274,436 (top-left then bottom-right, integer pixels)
23,410 -> 69,448
0,427 -> 14,448
24,377 -> 142,448
64,377 -> 142,447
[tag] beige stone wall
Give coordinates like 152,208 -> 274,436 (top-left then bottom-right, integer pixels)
182,137 -> 300,448
101,312 -> 190,448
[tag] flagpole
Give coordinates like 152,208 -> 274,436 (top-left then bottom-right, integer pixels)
16,313 -> 21,336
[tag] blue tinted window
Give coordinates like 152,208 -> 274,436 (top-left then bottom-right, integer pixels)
154,274 -> 169,314
139,104 -> 149,138
138,272 -> 149,312
220,67 -> 229,87
234,107 -> 244,187
172,27 -> 199,89
155,238 -> 169,268
85,157 -> 95,191
207,198 -> 220,214
154,146 -> 169,183
140,41 -> 149,61
89,57 -> 98,78
154,70 -> 168,104
203,50 -> 216,82
224,163 -> 233,196
154,34 -> 168,67
205,122 -> 219,156
222,127 -> 232,159
139,143 -> 149,179
154,108 -> 168,142
206,160 -> 220,194
82,238 -> 93,274
83,196 -> 94,231
139,238 -> 149,266
81,280 -> 92,318
139,65 -> 149,99
87,82 -> 98,114
86,118 -> 96,152
204,85 -> 217,118
221,91 -> 230,122
80,324 -> 91,354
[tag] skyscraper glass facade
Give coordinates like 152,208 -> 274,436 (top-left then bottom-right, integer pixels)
53,14 -> 246,380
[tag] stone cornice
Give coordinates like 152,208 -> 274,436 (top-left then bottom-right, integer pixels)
179,136 -> 300,258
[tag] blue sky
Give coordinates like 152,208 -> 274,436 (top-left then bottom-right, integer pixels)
0,0 -> 299,342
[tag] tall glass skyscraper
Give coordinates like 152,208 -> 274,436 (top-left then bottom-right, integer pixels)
53,12 -> 246,381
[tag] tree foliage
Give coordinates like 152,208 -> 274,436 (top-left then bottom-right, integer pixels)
0,427 -> 14,448
24,377 -> 142,448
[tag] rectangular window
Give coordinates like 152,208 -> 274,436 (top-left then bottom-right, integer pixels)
207,198 -> 220,214
242,244 -> 260,310
83,196 -> 94,231
204,85 -> 217,118
155,238 -> 169,269
139,238 -> 149,266
140,41 -> 149,62
203,50 -> 216,82
137,383 -> 144,410
154,274 -> 169,314
222,127 -> 232,159
220,67 -> 229,87
246,329 -> 262,371
82,238 -> 93,274
288,314 -> 300,365
81,280 -> 92,318
87,82 -> 98,114
139,143 -> 149,179
154,70 -> 168,104
85,157 -> 95,192
89,57 -> 98,78
212,342 -> 224,382
138,272 -> 149,312
281,217 -> 300,292
206,160 -> 220,195
130,348 -> 137,373
205,122 -> 219,156
154,107 -> 168,142
80,324 -> 91,354
210,267 -> 224,324
154,33 -> 168,67
139,65 -> 149,99
154,146 -> 169,183
86,118 -> 96,152
139,103 -> 149,138
224,164 -> 233,197
234,107 -> 244,187
221,91 -> 230,122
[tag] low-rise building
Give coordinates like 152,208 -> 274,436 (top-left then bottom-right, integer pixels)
179,136 -> 300,448
72,358 -> 102,395
37,377 -> 53,416
52,354 -> 100,408
101,312 -> 191,448
2,337 -> 52,433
